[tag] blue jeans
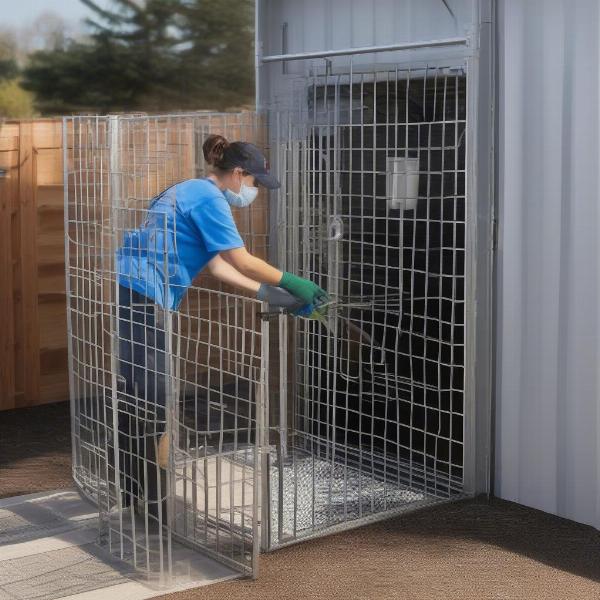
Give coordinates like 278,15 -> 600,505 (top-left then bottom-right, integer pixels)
116,285 -> 170,512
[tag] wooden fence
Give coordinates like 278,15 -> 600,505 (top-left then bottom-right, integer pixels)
0,113 -> 269,411
0,119 -> 68,410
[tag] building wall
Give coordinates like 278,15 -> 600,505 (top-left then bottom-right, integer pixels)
256,0 -> 478,110
495,0 -> 600,529
261,0 -> 473,54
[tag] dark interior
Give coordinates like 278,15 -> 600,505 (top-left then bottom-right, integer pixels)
302,73 -> 467,492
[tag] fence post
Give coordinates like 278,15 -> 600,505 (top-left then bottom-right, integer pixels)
0,124 -> 17,407
18,121 -> 40,406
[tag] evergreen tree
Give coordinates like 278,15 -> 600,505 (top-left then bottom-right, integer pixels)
21,0 -> 255,115
24,37 -> 142,114
175,0 -> 254,109
0,57 -> 18,81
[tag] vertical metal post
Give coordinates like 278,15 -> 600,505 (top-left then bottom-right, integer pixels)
463,0 -> 495,497
63,117 -> 78,484
257,314 -> 269,568
463,22 -> 481,498
278,314 -> 288,459
107,115 -> 123,544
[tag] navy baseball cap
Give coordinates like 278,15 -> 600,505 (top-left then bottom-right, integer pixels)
235,142 -> 280,189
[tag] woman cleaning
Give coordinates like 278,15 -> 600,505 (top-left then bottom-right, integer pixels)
115,134 -> 327,520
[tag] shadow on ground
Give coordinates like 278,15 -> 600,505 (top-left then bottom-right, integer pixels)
0,402 -> 72,499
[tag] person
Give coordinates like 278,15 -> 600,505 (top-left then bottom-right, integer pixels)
113,134 -> 327,521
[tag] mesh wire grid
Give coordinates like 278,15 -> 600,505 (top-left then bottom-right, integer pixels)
64,58 -> 471,577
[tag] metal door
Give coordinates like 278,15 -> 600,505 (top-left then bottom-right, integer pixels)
269,62 -> 470,546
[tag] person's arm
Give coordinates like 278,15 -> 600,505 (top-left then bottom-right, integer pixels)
205,254 -> 260,293
221,246 -> 329,305
220,247 -> 282,285
189,195 -> 326,304
206,254 -> 315,315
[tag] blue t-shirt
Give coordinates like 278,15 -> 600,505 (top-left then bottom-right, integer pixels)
117,178 -> 244,310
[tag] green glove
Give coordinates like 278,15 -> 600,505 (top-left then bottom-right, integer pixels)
279,272 -> 328,306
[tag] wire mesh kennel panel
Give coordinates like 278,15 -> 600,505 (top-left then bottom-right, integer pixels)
264,58 -> 473,548
64,63 -> 486,570
64,112 -> 271,580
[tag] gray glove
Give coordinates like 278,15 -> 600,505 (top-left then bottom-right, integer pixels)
256,284 -> 305,312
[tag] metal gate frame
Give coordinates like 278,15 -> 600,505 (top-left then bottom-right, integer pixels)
64,112 -> 268,581
257,6 -> 496,548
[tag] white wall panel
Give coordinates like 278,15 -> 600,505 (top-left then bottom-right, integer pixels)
257,0 -> 477,109
266,0 -> 473,54
496,0 -> 600,529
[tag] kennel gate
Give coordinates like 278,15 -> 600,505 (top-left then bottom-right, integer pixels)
263,56 -> 471,549
65,56 -> 477,582
65,112 -> 268,581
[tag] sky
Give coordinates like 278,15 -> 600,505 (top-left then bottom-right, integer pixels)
1,0 -> 108,28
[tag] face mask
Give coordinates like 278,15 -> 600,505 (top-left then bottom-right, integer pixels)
224,182 -> 259,208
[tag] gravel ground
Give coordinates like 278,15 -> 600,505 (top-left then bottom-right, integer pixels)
2,401 -> 600,600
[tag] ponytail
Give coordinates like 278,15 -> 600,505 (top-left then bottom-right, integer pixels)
203,134 -> 229,168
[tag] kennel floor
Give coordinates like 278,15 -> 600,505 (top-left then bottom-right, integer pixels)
172,443 -> 461,549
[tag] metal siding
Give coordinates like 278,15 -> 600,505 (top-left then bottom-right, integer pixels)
496,0 -> 600,529
265,0 -> 473,54
331,0 -> 352,49
373,0 -> 401,47
258,0 -> 477,110
303,0 -> 327,50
